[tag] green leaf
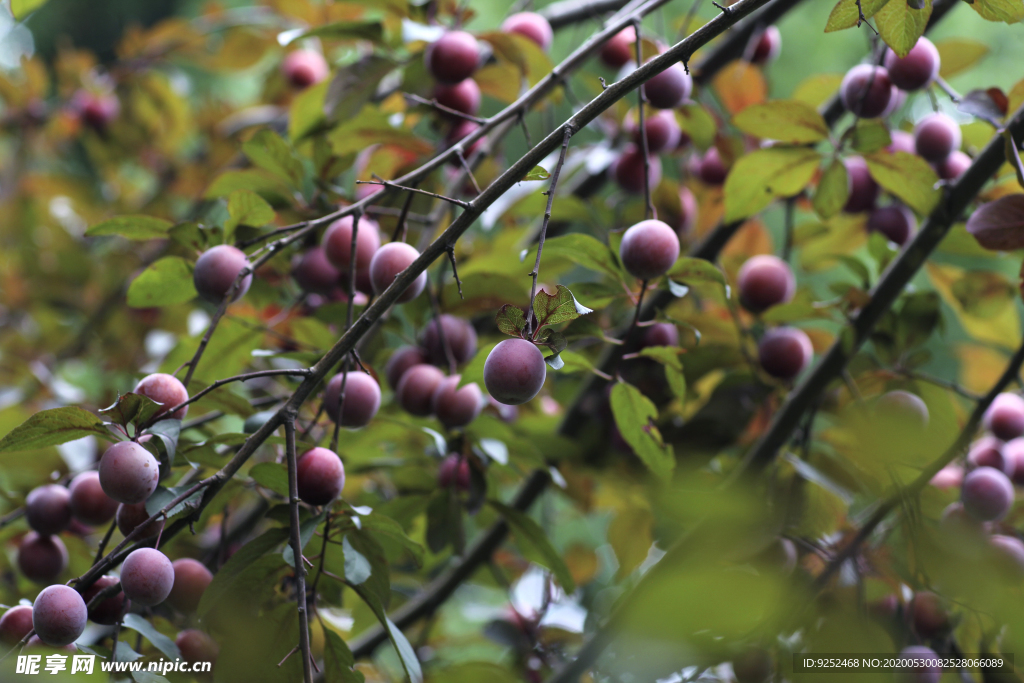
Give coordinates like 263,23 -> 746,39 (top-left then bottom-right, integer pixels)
677,103 -> 717,150
289,80 -> 330,142
638,346 -> 686,402
535,328 -> 567,355
875,0 -> 932,57
11,0 -> 48,18
127,257 -> 197,308
522,165 -> 550,181
292,19 -> 384,43
86,215 -> 173,240
824,0 -> 889,31
936,39 -> 990,78
610,381 -> 675,479
969,0 -> 1024,22
342,534 -> 371,584
323,630 -> 365,683
532,285 -> 593,329
495,304 -> 527,336
732,101 -> 829,143
555,349 -> 596,374
225,189 -> 274,241
813,159 -> 850,219
666,257 -> 726,286
283,508 -> 330,568
204,169 -> 291,200
490,502 -> 576,593
249,462 -> 289,497
122,614 -> 181,661
0,407 -> 111,453
525,233 -> 625,281
349,583 -> 422,683
145,484 -> 204,519
324,54 -> 396,123
724,147 -> 821,223
848,119 -> 892,154
198,528 -> 289,617
864,151 -> 940,215
242,129 -> 304,187
356,509 -> 425,568
100,392 -> 165,429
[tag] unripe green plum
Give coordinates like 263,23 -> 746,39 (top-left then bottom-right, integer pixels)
297,447 -> 345,505
484,339 -> 546,406
134,372 -> 189,420
68,471 -> 119,527
25,484 -> 72,536
98,441 -> 160,505
167,558 -> 213,613
120,548 -> 175,607
17,532 -> 68,583
32,585 -> 87,647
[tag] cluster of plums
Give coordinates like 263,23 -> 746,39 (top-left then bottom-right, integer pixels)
425,13 -> 553,153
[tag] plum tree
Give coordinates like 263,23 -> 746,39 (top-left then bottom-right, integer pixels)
82,576 -> 128,625
911,592 -> 949,637
396,364 -> 446,417
32,585 -> 87,647
322,371 -> 381,428
432,376 -> 485,429
842,156 -> 880,213
967,436 -> 1010,473
619,219 -> 680,281
961,466 -> 1014,521
167,558 -> 213,613
282,50 -> 329,89
297,448 -> 345,506
839,64 -> 894,118
321,215 -> 381,292
68,471 -> 119,527
626,109 -> 681,153
937,150 -> 971,181
758,327 -> 813,380
737,255 -> 795,313
501,12 -> 553,51
438,454 -> 471,491
984,393 -> 1024,440
868,205 -> 916,245
120,548 -> 175,606
427,31 -> 480,84
98,441 -> 160,505
642,322 -> 679,347
612,144 -> 662,194
134,372 -> 189,420
422,314 -> 478,367
0,605 -> 33,645
193,245 -> 252,304
696,147 -> 727,185
914,113 -> 961,163
599,28 -> 634,69
292,246 -> 342,296
434,79 -> 481,117
25,484 -> 72,536
897,646 -> 941,683
749,26 -> 781,65
369,242 -> 428,302
642,61 -> 692,109
385,346 -> 428,390
116,502 -> 164,539
883,37 -> 940,91
176,629 -> 219,665
17,532 -> 68,583
484,339 -> 547,406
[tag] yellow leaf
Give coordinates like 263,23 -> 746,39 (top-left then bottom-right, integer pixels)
957,344 -> 1014,395
608,507 -> 654,579
936,38 -> 989,79
927,262 -> 1021,348
712,61 -> 767,114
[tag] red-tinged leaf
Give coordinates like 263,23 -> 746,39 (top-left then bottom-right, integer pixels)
966,195 -> 1024,250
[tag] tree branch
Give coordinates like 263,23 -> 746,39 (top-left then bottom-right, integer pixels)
285,417 -> 314,683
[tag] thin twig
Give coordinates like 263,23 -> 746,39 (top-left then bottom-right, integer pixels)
446,247 -> 464,299
633,19 -> 655,221
92,520 -> 118,566
359,178 -> 469,208
391,190 -> 417,243
404,93 -> 488,124
164,369 -> 310,422
284,417 -> 314,683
